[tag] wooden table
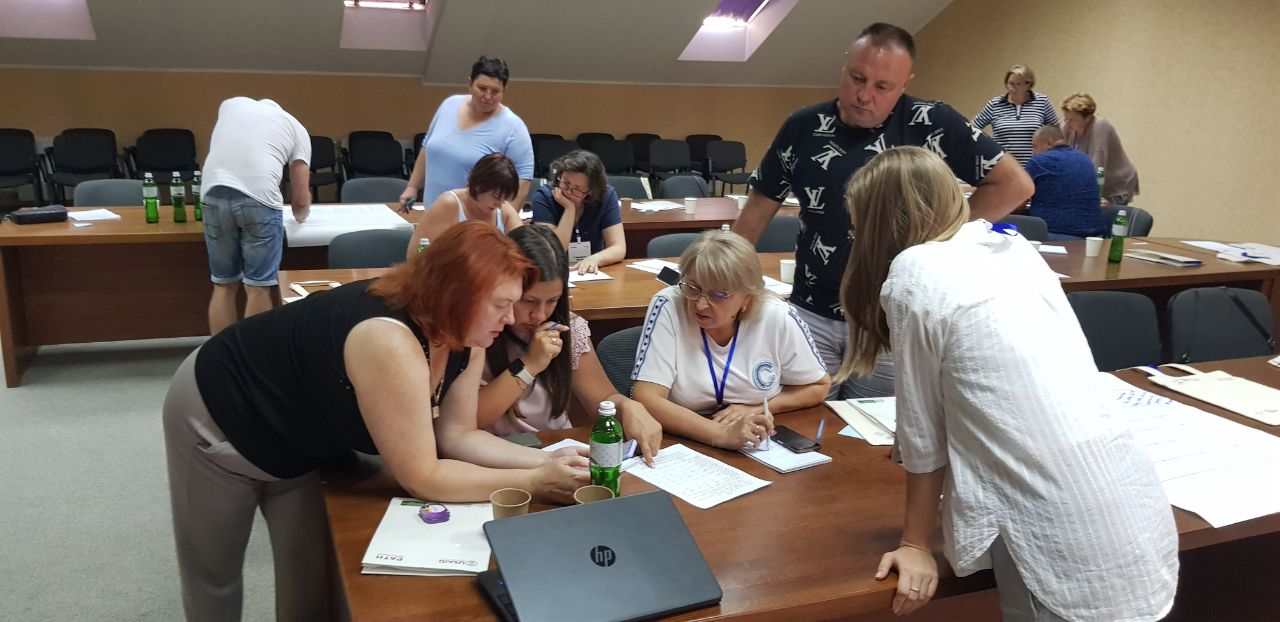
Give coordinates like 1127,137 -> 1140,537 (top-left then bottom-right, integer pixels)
620,198 -> 799,259
323,356 -> 1280,621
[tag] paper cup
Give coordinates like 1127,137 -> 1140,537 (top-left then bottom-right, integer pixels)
1085,237 -> 1104,257
684,198 -> 697,214
735,196 -> 747,210
573,485 -> 615,504
620,197 -> 632,210
779,259 -> 796,284
490,488 -> 531,518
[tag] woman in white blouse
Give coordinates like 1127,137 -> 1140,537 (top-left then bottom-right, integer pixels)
837,146 -> 1177,621
632,230 -> 831,450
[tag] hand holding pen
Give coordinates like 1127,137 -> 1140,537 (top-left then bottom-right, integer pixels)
525,321 -> 569,374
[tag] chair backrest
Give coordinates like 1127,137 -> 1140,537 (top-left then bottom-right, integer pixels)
133,129 -> 197,174
73,179 -> 144,207
52,128 -> 118,174
1066,291 -> 1163,371
576,132 -> 614,150
625,133 -> 660,164
535,139 -> 577,178
1102,205 -> 1153,237
658,174 -> 708,199
757,216 -> 800,253
596,325 -> 644,398
648,139 -> 690,173
705,140 -> 747,173
1167,287 -> 1275,363
411,132 -> 426,161
0,128 -> 38,176
347,138 -> 405,178
684,134 -> 722,162
340,177 -> 407,203
592,139 -> 634,174
347,130 -> 394,145
311,136 -> 337,170
997,214 -> 1049,242
328,228 -> 415,269
647,232 -> 701,258
608,175 -> 649,200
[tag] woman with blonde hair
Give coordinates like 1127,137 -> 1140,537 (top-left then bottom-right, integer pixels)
972,64 -> 1060,164
839,146 -> 1177,621
1061,92 -> 1139,205
631,229 -> 830,449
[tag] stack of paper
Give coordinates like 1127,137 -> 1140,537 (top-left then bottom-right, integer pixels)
762,276 -> 792,297
739,438 -> 830,473
568,271 -> 613,284
1145,367 -> 1280,425
69,209 -> 122,221
284,204 -> 412,247
824,398 -> 895,446
621,444 -> 769,509
630,200 -> 685,213
361,497 -> 493,576
627,259 -> 679,274
1123,249 -> 1202,267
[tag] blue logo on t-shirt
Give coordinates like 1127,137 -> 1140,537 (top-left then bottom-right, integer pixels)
752,360 -> 777,390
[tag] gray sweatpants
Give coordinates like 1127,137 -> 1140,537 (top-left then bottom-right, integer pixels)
990,536 -> 1071,622
793,305 -> 895,399
162,349 -> 342,622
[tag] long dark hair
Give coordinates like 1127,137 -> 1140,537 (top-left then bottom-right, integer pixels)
485,224 -> 573,420
549,149 -> 608,218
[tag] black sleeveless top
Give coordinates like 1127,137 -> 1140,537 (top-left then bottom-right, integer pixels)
194,279 -> 468,478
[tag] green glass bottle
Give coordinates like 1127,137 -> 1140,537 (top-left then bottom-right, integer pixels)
589,400 -> 623,496
1108,209 -> 1128,264
191,170 -> 203,222
142,173 -> 159,224
1096,166 -> 1105,192
417,237 -> 430,253
170,171 -> 187,223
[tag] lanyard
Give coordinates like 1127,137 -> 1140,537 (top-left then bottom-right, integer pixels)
701,322 -> 740,408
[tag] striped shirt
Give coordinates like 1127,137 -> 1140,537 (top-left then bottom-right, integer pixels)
972,92 -> 1060,165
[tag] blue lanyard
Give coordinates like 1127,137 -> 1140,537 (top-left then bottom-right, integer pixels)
701,323 -> 740,408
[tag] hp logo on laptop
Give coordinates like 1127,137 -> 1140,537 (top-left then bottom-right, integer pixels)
589,545 -> 616,567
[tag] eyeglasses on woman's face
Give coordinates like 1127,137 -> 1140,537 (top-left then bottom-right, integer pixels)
558,177 -> 589,200
679,280 -> 732,304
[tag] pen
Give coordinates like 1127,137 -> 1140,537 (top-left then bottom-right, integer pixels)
401,197 -> 414,212
815,418 -> 826,441
547,322 -> 558,331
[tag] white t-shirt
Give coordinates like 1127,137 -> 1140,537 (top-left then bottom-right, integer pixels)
886,221 -> 1177,621
201,97 -> 311,209
632,286 -> 826,414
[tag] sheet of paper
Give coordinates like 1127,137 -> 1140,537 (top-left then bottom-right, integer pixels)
849,397 -> 896,434
1184,240 -> 1244,254
761,276 -> 792,297
838,425 -> 863,439
823,401 -> 894,446
541,438 -> 589,453
1097,374 -> 1280,527
630,200 -> 685,213
740,442 -> 831,473
620,444 -> 769,509
627,259 -> 679,274
69,209 -> 122,221
283,204 -> 412,247
567,271 -> 614,283
1055,272 -> 1070,280
1226,242 -> 1280,265
1037,245 -> 1067,255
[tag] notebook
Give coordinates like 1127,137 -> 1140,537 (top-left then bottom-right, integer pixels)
478,491 -> 722,622
739,437 -> 831,473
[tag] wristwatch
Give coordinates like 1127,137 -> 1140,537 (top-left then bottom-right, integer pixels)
507,358 -> 536,386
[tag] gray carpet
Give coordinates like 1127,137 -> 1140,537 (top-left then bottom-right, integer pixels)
0,338 -> 276,621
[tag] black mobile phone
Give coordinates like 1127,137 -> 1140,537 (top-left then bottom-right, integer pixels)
501,432 -> 542,448
772,425 -> 820,453
656,266 -> 681,287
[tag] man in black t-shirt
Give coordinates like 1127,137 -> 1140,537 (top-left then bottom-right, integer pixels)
735,23 -> 1033,399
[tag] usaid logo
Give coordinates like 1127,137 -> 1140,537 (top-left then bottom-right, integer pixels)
589,545 -> 616,567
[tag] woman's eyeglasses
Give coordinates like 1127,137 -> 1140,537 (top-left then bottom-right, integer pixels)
558,179 -> 589,199
679,281 -> 732,304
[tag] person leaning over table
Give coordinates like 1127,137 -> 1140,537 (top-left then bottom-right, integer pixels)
476,224 -> 662,465
838,147 -> 1177,621
404,152 -> 523,258
1026,125 -> 1108,240
1061,91 -> 1139,206
400,56 -> 534,211
163,221 -> 589,622
971,64 -> 1061,165
531,149 -> 627,274
630,229 -> 831,450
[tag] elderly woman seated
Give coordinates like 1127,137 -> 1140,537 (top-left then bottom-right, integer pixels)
630,229 -> 831,449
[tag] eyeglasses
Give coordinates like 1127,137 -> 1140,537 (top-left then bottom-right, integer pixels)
558,178 -> 589,199
679,281 -> 732,304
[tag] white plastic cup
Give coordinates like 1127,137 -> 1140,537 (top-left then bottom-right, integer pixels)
735,196 -> 747,210
684,198 -> 697,214
779,259 -> 796,284
1084,237 -> 1104,257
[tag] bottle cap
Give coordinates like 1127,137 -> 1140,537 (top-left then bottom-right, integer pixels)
598,400 -> 616,417
172,171 -> 180,176
144,172 -> 153,178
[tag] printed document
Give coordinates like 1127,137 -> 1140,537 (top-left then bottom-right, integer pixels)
621,444 -> 769,509
283,204 -> 412,247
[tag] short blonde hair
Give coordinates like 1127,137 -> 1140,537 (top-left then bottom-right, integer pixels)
1061,92 -> 1097,117
678,229 -> 769,318
1004,64 -> 1035,88
837,147 -> 969,380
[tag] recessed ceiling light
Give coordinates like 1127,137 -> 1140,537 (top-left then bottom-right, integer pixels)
343,0 -> 426,11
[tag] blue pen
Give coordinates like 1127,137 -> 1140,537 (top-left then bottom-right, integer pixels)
815,418 -> 826,441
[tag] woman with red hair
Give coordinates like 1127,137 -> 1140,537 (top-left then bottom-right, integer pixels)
162,220 -> 589,621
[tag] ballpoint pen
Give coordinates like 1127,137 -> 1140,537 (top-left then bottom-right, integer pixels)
816,418 -> 826,442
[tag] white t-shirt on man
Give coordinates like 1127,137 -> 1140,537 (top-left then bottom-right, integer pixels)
202,97 -> 311,209
632,286 -> 826,414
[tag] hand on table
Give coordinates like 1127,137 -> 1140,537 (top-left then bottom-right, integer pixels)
875,544 -> 939,615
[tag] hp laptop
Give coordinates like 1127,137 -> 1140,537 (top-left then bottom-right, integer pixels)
477,490 -> 722,622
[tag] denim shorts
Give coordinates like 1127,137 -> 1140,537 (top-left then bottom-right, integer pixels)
202,186 -> 284,287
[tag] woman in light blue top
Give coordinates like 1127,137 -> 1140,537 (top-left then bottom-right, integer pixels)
405,153 -> 523,259
401,56 -> 535,210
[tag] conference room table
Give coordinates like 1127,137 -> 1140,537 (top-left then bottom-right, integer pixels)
618,197 -> 799,258
322,355 -> 1280,621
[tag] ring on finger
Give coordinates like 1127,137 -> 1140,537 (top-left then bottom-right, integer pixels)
909,587 -> 921,593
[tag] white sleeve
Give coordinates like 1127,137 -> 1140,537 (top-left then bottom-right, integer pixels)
885,267 -> 949,474
288,114 -> 311,166
631,293 -> 679,388
776,303 -> 828,386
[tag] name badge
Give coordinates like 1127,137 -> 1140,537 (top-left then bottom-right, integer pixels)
568,241 -> 591,263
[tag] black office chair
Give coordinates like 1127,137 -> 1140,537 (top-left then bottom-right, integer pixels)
1166,287 -> 1275,363
0,128 -> 44,206
647,233 -> 700,258
706,140 -> 751,195
609,175 -> 649,200
647,140 -> 692,182
1066,291 -> 1163,371
592,139 -> 635,175
340,177 -> 408,203
596,326 -> 643,398
73,179 -> 144,207
534,139 -> 576,179
410,131 -> 426,164
576,132 -> 614,151
625,133 -> 660,174
757,217 -> 800,253
997,214 -> 1049,242
128,129 -> 197,181
529,133 -> 563,161
46,128 -> 121,204
657,174 -> 709,199
328,229 -> 415,269
685,134 -> 722,177
308,136 -> 342,199
1103,205 -> 1153,237
345,133 -> 406,179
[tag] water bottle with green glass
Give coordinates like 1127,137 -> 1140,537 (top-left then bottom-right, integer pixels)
417,237 -> 430,253
143,173 -> 159,224
170,172 -> 187,223
191,171 -> 203,221
590,400 -> 623,496
1096,166 -> 1105,192
1108,209 -> 1128,263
